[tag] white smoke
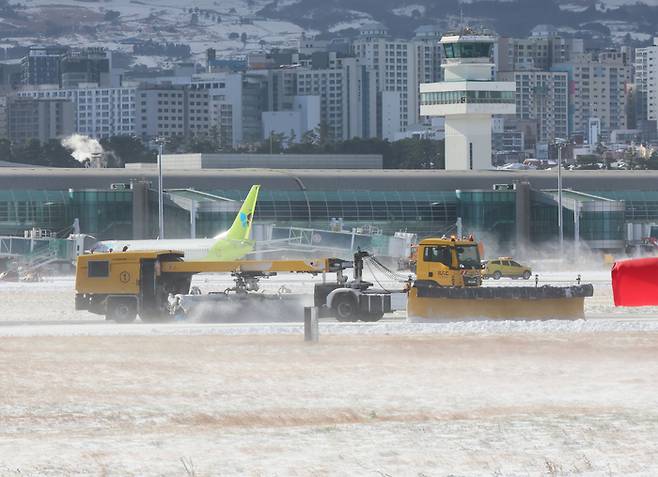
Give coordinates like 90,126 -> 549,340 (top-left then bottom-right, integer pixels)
61,134 -> 105,167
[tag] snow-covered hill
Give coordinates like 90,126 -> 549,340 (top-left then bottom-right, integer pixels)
1,0 -> 658,69
0,0 -> 305,68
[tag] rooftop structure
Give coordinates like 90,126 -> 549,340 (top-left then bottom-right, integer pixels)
125,153 -> 383,170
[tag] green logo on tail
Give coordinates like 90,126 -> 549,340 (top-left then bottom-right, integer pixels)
205,185 -> 260,261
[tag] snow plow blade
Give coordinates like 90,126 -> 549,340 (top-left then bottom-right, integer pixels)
407,284 -> 594,320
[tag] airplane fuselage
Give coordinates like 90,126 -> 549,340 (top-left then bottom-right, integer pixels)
92,185 -> 260,261
94,232 -> 254,261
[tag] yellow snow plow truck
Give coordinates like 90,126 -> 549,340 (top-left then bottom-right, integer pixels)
407,237 -> 593,320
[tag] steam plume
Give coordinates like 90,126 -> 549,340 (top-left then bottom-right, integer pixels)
61,134 -> 105,167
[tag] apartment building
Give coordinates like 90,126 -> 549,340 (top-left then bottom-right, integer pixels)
554,51 -> 631,141
499,70 -> 569,143
189,73 -> 243,148
135,85 -> 210,141
497,35 -> 584,72
6,96 -> 74,143
635,38 -> 658,124
413,25 -> 443,85
18,86 -> 137,138
353,23 -> 419,137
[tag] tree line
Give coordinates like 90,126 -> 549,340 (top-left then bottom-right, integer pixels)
165,128 -> 445,169
0,136 -> 155,168
1,134 -> 444,169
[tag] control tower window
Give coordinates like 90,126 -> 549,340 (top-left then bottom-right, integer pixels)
443,42 -> 492,59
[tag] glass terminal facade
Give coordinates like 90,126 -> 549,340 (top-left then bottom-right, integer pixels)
0,186 -> 656,251
0,190 -> 76,236
457,189 -> 632,251
0,189 -> 458,240
457,190 -> 516,245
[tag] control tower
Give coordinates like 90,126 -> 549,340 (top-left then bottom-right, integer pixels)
420,29 -> 515,170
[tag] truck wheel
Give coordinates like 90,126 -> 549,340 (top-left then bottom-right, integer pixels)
523,271 -> 531,280
107,300 -> 137,323
332,294 -> 359,322
492,271 -> 502,280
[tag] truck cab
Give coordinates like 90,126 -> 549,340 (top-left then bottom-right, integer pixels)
415,237 -> 482,287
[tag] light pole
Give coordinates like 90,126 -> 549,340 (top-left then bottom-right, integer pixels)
557,144 -> 563,254
155,137 -> 165,239
554,138 -> 567,256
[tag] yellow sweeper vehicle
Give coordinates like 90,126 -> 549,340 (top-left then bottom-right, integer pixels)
75,250 -> 392,323
75,237 -> 593,323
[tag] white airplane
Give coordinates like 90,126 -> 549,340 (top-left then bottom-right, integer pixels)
92,185 -> 260,260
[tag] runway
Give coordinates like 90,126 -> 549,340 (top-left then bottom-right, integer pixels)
1,313 -> 658,338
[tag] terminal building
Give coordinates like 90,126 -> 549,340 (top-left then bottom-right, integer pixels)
0,167 -> 657,256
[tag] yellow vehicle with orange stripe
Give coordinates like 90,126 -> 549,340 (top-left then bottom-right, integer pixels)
414,237 -> 482,288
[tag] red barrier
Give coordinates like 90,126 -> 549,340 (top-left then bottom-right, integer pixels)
612,257 -> 658,307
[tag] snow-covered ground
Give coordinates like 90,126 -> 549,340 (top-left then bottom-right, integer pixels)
1,265 -> 654,323
0,331 -> 657,475
1,267 -> 657,474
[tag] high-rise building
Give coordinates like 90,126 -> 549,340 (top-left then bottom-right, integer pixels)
262,55 -> 377,142
6,96 -> 74,143
497,35 -> 584,72
17,86 -> 137,138
553,50 -> 631,142
189,73 -> 243,148
242,73 -> 269,144
0,61 -> 22,92
126,72 -> 248,147
498,70 -> 568,143
135,85 -> 210,141
353,23 -> 419,137
0,96 -> 7,139
295,67 -> 348,141
420,29 -> 516,170
60,48 -> 112,89
263,69 -> 297,112
21,46 -> 68,86
340,57 -> 378,140
634,38 -> 658,124
414,25 -> 443,84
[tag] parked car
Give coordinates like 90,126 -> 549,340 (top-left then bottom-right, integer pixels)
482,257 -> 532,280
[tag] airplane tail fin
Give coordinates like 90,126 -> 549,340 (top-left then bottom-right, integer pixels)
222,185 -> 260,241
